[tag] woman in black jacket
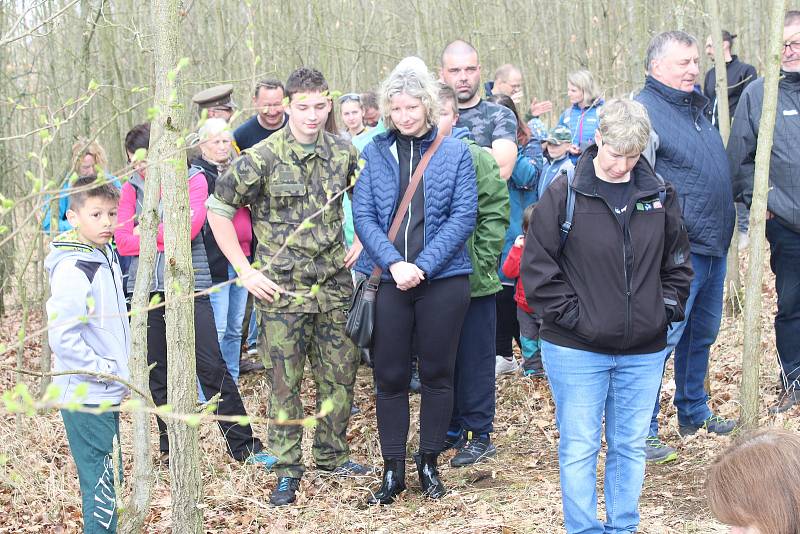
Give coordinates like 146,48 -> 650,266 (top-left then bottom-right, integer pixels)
521,99 -> 693,534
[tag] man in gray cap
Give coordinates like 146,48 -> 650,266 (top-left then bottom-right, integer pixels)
192,84 -> 236,121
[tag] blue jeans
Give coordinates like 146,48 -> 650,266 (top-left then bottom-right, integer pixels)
649,253 -> 725,436
247,308 -> 258,350
542,341 -> 664,534
209,264 -> 249,384
767,220 -> 800,387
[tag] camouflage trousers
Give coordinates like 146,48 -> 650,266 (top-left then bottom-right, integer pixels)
258,307 -> 358,478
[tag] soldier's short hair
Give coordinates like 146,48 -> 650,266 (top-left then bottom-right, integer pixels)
380,58 -> 440,132
645,31 -> 698,74
254,78 -> 284,98
69,175 -> 120,211
285,68 -> 328,102
597,98 -> 651,155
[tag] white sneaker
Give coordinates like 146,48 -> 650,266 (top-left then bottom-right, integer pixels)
495,355 -> 519,376
246,346 -> 258,356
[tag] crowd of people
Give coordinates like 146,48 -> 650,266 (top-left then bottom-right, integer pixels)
41,11 -> 800,534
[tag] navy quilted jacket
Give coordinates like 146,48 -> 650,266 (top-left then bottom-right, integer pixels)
353,127 -> 478,281
636,76 -> 734,257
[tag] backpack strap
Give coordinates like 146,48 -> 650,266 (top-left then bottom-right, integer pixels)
556,167 -> 576,257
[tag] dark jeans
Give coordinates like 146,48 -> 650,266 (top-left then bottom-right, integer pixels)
767,219 -> 800,387
147,294 -> 263,460
495,284 -> 520,359
450,294 -> 498,436
650,254 -> 725,436
372,276 -> 470,458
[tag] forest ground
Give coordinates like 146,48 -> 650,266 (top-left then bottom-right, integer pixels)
1,253 -> 798,533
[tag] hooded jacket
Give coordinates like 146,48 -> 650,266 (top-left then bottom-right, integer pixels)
45,232 -> 130,403
452,126 -> 510,297
728,71 -> 800,234
353,126 -> 477,281
521,145 -> 693,355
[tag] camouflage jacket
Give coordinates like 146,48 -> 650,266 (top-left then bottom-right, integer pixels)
207,127 -> 360,313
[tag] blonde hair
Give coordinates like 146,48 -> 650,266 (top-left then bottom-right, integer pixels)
71,138 -> 108,175
567,69 -> 602,108
597,99 -> 651,154
380,57 -> 440,132
707,429 -> 800,534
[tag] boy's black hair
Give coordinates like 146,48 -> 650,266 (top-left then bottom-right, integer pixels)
69,175 -> 120,210
124,123 -> 150,156
285,67 -> 329,102
522,203 -> 536,234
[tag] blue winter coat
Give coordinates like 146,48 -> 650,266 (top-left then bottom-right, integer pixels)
495,135 -> 542,285
636,76 -> 734,257
353,127 -> 478,281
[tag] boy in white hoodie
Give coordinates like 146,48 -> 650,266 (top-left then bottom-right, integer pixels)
45,175 -> 129,534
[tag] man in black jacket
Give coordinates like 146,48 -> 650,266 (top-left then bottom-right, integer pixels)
521,98 -> 692,534
728,10 -> 800,414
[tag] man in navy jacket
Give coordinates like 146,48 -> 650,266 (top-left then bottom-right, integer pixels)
636,30 -> 736,464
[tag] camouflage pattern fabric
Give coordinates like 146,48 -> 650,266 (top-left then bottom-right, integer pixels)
456,99 -> 518,148
261,308 -> 358,478
210,126 -> 360,314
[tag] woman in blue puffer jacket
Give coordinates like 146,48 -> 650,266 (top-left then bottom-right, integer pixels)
353,57 -> 477,506
558,69 -> 604,163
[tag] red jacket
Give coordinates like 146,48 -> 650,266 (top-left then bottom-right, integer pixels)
501,241 -> 532,313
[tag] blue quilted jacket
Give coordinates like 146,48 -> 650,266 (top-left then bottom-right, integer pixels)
636,76 -> 734,257
353,127 -> 478,281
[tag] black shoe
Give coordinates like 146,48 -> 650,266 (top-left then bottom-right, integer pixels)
409,357 -> 421,394
450,433 -> 497,467
367,458 -> 406,505
239,358 -> 265,374
270,476 -> 301,506
770,390 -> 800,414
678,415 -> 737,437
414,452 -> 446,499
442,431 -> 466,452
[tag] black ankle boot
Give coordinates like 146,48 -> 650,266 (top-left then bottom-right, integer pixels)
415,452 -> 446,499
367,458 -> 406,505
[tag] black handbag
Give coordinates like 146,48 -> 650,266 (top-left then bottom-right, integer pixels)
345,133 -> 444,347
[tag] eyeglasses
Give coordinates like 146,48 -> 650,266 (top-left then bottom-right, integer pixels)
784,41 -> 800,53
338,93 -> 361,103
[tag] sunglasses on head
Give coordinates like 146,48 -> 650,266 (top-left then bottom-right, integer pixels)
338,93 -> 361,103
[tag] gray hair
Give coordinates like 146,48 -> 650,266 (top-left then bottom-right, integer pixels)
597,98 -> 651,155
197,117 -> 232,142
645,31 -> 698,74
380,58 -> 440,131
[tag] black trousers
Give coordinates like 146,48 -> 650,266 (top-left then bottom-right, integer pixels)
495,284 -> 520,359
146,294 -> 263,460
372,276 -> 470,458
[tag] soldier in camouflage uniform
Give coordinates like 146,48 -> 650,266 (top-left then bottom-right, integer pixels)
206,67 -> 371,507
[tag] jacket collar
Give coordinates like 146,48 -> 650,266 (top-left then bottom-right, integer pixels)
373,125 -> 439,152
644,75 -> 709,111
283,126 -> 334,161
571,143 -> 664,197
780,70 -> 800,89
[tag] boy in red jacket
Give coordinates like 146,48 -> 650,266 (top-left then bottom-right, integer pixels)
502,204 -> 545,377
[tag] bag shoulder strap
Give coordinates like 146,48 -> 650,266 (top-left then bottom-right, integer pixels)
368,133 -> 444,285
557,167 -> 576,257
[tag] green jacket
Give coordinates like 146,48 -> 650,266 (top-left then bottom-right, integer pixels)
462,137 -> 510,297
207,127 -> 360,313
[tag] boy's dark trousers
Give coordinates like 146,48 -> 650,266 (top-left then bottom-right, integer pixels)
61,409 -> 121,534
146,294 -> 263,460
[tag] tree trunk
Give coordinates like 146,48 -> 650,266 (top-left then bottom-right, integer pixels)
739,0 -> 786,430
150,0 -> 203,531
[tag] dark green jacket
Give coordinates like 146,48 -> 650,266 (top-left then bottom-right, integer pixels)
459,133 -> 510,297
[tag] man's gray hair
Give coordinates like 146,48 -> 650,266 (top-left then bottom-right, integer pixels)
645,31 -> 698,74
597,99 -> 651,155
786,10 -> 800,26
380,58 -> 440,131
